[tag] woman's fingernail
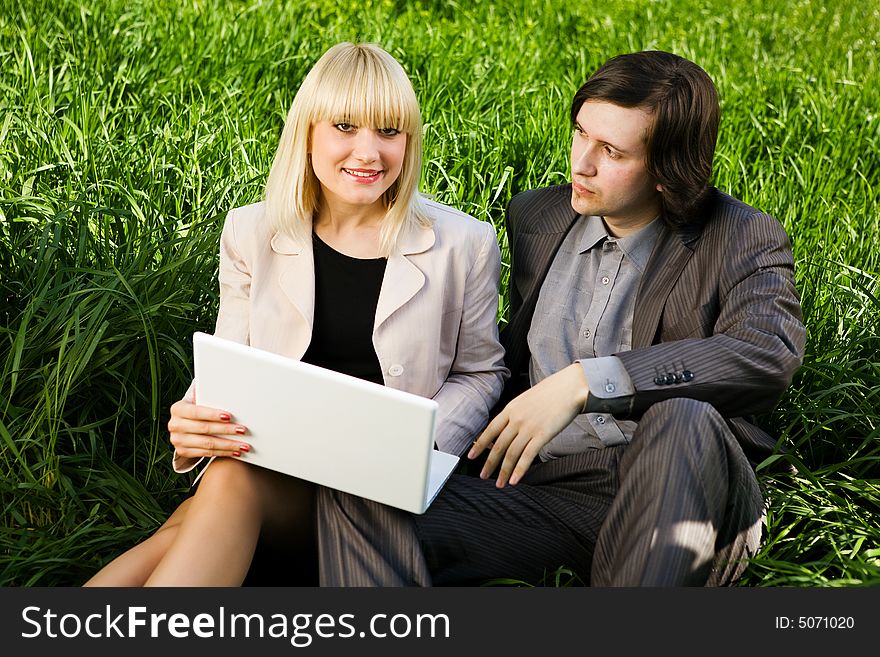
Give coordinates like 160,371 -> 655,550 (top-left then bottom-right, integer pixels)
220,413 -> 231,421
239,444 -> 250,452
235,426 -> 246,435
232,451 -> 241,457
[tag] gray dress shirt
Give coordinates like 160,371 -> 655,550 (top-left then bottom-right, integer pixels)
528,214 -> 661,460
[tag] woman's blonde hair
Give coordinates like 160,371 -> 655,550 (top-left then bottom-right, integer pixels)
264,42 -> 430,256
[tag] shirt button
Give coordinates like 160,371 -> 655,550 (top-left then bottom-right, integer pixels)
388,364 -> 404,376
596,416 -> 606,425
605,383 -> 615,393
583,329 -> 591,339
601,276 -> 610,285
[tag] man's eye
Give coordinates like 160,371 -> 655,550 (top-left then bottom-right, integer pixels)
379,127 -> 401,136
334,123 -> 355,132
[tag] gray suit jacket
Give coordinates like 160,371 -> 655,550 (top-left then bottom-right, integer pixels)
499,184 -> 806,463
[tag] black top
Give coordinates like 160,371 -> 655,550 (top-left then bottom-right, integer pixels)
301,232 -> 387,386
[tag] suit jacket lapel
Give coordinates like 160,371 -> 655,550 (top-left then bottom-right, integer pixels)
631,223 -> 701,349
512,197 -> 579,315
504,194 -> 579,383
272,231 -> 315,358
374,223 -> 435,331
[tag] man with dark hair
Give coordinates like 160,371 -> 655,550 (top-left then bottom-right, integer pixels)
317,50 -> 806,586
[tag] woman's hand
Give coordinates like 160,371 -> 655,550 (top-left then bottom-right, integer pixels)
168,399 -> 252,459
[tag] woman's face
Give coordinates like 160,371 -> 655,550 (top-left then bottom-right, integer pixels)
309,120 -> 407,215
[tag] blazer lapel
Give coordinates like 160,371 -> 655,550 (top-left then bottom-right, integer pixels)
374,223 -> 435,331
272,231 -> 315,357
503,195 -> 579,385
631,223 -> 700,349
512,193 -> 579,312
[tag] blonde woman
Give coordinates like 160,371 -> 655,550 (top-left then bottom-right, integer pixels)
85,42 -> 508,586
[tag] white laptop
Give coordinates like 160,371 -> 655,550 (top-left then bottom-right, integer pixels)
192,331 -> 459,514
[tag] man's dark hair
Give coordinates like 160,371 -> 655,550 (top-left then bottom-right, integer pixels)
571,51 -> 720,228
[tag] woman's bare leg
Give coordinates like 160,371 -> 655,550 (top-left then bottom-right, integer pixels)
83,497 -> 194,587
144,458 -> 314,586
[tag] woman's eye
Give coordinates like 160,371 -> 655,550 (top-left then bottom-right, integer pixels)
605,146 -> 619,159
334,123 -> 355,132
379,127 -> 401,136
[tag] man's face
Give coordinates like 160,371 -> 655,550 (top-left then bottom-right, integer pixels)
570,100 -> 662,236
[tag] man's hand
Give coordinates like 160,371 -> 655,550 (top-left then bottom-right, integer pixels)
468,363 -> 590,487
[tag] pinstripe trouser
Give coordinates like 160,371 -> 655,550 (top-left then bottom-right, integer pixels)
316,398 -> 766,586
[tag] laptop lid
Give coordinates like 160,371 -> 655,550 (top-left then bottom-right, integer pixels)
192,332 -> 458,514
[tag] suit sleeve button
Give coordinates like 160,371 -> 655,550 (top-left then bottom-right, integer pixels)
681,370 -> 694,382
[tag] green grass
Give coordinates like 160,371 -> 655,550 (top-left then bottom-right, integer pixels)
1,0 -> 878,586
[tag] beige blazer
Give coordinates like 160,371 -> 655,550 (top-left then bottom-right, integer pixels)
173,198 -> 509,474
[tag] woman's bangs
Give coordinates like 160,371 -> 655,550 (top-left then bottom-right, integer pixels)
312,64 -> 417,133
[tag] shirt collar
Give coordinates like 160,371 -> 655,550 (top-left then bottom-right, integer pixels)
576,215 -> 609,253
577,215 -> 662,274
615,217 -> 662,273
